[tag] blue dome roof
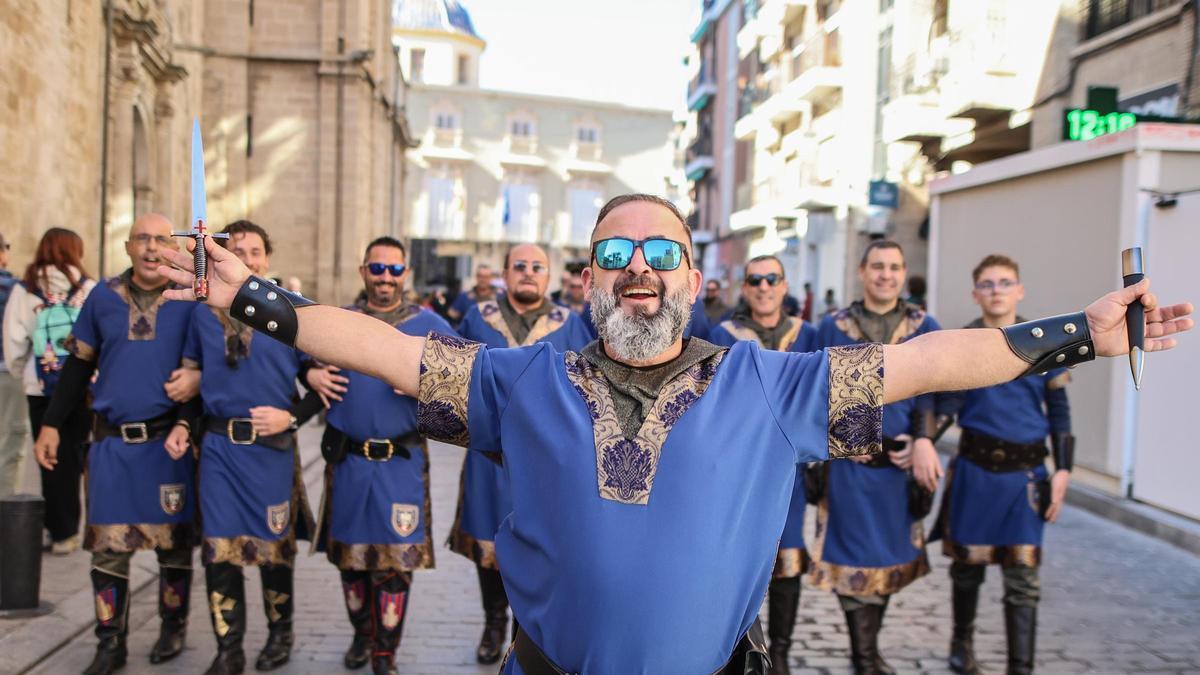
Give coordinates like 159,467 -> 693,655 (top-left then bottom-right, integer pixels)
394,0 -> 482,40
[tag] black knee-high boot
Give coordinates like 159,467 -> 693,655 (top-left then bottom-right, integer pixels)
1004,603 -> 1037,675
475,566 -> 509,664
949,583 -> 981,674
370,571 -> 412,675
767,577 -> 801,675
255,564 -> 294,671
204,563 -> 246,675
150,565 -> 192,664
843,597 -> 895,675
340,570 -> 372,670
83,570 -> 129,675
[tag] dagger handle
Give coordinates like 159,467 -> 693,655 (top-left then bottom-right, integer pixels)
1123,272 -> 1144,353
193,235 -> 210,301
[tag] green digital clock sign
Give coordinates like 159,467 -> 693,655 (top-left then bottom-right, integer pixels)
1063,108 -> 1137,141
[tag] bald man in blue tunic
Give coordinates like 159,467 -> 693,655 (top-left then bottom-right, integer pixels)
160,194 -> 1192,675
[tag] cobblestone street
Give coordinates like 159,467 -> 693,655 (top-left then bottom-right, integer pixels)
13,430 -> 1200,674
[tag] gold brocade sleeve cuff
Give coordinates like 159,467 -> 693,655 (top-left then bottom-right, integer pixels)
64,335 -> 96,363
826,343 -> 884,458
416,332 -> 483,448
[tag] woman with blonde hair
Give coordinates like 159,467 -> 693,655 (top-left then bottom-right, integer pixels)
3,227 -> 96,554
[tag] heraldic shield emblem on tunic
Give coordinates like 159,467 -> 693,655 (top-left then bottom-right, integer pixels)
267,501 -> 290,535
160,483 -> 185,515
392,503 -> 419,537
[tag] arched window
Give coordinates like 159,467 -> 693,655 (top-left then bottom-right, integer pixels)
573,118 -> 602,160
429,103 -> 462,146
506,110 -> 538,154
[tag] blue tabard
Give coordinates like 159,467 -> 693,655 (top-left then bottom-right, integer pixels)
708,316 -> 818,577
934,358 -> 1071,567
66,273 -> 196,552
807,303 -> 940,596
183,304 -> 311,566
317,305 -> 457,571
415,333 -> 884,674
451,298 -> 593,568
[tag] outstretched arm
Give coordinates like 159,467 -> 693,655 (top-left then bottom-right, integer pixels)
159,238 -> 425,396
881,280 -> 1192,404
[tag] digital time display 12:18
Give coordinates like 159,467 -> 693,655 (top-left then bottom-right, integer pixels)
1064,108 -> 1137,141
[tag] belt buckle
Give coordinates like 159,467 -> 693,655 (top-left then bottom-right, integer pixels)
119,422 -> 149,444
990,448 -> 1007,464
228,419 -> 257,445
363,439 -> 394,461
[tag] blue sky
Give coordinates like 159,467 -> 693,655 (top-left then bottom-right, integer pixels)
465,0 -> 699,111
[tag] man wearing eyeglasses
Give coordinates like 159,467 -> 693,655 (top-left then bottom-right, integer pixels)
806,239 -> 943,674
930,255 -> 1073,675
708,254 -> 816,674
31,213 -> 201,675
172,219 -> 323,675
302,236 -> 456,675
157,193 -> 1191,675
453,242 -> 593,664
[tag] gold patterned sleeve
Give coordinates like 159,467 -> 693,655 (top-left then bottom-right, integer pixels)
826,343 -> 884,458
416,332 -> 484,448
63,335 -> 96,362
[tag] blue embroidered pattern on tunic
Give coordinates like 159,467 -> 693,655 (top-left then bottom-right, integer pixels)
600,439 -> 654,502
564,350 -> 727,505
416,332 -> 483,448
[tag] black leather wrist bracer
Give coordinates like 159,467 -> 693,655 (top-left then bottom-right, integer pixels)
1051,432 -> 1075,472
910,409 -> 936,441
229,276 -> 316,347
1000,312 -> 1095,376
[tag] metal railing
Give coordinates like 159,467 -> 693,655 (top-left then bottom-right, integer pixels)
686,135 -> 713,164
793,29 -> 842,79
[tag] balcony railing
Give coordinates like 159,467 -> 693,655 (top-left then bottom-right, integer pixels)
889,52 -> 949,100
508,135 -> 537,155
686,136 -> 713,164
432,127 -> 461,147
794,29 -> 841,78
738,85 -> 770,119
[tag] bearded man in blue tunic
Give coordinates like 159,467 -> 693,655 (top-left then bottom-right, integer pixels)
159,193 -> 1192,675
304,236 -> 458,675
33,214 -> 201,675
806,240 -> 944,674
454,242 -> 593,664
175,221 -> 323,675
931,255 -> 1074,675
709,253 -> 816,675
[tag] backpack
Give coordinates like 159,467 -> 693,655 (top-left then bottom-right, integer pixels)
24,281 -> 88,396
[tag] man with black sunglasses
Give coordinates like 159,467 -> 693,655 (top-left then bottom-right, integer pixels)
708,254 -> 817,674
159,193 -> 1191,675
174,220 -> 323,675
452,242 -> 593,664
302,236 -> 456,675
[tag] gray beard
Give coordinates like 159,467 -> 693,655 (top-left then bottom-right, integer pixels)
591,284 -> 693,362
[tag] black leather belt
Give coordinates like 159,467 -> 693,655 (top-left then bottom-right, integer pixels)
204,416 -> 294,451
862,437 -> 907,469
513,620 -> 769,675
959,428 -> 1047,472
93,411 -> 177,445
323,425 -> 418,462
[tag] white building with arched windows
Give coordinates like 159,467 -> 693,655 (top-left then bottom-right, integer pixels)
393,0 -> 676,288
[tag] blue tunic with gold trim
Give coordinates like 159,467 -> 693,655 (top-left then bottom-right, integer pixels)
415,333 -> 884,674
933,343 -> 1071,567
807,303 -> 940,596
183,304 -> 314,566
708,315 -> 818,577
451,299 -> 592,568
66,274 -> 196,553
316,305 -> 457,571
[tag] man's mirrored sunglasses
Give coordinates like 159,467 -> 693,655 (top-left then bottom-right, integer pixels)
366,263 -> 406,277
591,237 -> 689,271
746,273 -> 784,287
